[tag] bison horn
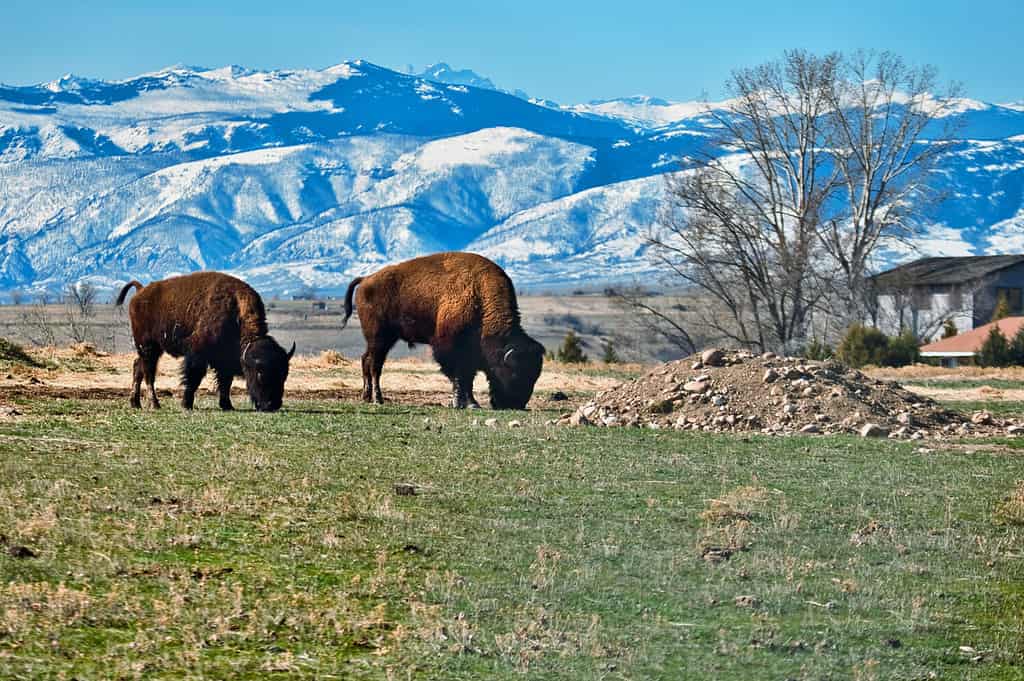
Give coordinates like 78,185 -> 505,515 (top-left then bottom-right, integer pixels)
502,347 -> 515,364
242,342 -> 252,365
287,342 -> 296,359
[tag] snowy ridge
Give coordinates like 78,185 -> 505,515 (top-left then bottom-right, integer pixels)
1,60 -> 1024,296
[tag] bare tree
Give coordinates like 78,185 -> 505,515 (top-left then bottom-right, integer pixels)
9,289 -> 24,306
65,281 -> 98,317
820,50 -> 963,321
20,296 -> 57,348
64,281 -> 99,344
650,50 -> 840,352
607,285 -> 698,355
639,49 -> 959,354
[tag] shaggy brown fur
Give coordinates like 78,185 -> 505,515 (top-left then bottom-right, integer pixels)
342,252 -> 544,409
116,272 -> 294,412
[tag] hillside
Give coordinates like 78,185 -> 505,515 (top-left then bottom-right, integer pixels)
1,60 -> 1023,296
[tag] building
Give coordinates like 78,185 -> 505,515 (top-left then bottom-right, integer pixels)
871,255 -> 1024,342
920,316 -> 1024,367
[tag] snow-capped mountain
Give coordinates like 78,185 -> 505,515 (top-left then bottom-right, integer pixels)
0,60 -> 1022,297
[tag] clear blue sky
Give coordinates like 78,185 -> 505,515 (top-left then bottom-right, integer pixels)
3,0 -> 1022,104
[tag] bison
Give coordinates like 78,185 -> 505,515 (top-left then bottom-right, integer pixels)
342,252 -> 544,409
115,272 -> 294,412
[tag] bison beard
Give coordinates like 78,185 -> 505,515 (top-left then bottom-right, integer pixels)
116,272 -> 294,412
342,252 -> 544,409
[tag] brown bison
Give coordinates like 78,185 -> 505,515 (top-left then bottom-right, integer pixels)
115,272 -> 295,412
342,252 -> 544,409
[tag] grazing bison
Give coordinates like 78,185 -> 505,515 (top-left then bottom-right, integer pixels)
115,272 -> 294,412
342,252 -> 544,409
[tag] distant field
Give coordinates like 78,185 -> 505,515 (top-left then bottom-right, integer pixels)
2,346 -> 1024,678
0,293 -> 688,363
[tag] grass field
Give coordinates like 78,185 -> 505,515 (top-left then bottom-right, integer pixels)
2,391 -> 1024,679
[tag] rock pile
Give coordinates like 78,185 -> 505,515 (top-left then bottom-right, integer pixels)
559,350 -> 1017,439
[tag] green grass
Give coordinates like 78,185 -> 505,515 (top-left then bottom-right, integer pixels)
2,397 -> 1024,679
901,379 -> 1024,391
944,400 -> 1024,418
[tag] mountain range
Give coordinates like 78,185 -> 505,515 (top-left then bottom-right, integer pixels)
0,60 -> 1022,297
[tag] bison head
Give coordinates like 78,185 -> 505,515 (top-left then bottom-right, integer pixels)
241,336 -> 295,412
484,333 -> 545,410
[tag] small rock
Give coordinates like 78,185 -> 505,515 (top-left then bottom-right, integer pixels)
799,423 -> 820,434
761,351 -> 777,359
507,420 -> 522,429
701,348 -> 725,366
762,368 -> 779,384
683,380 -> 710,394
1008,425 -> 1024,436
394,483 -> 417,496
896,412 -> 913,426
569,410 -> 590,426
484,418 -> 499,428
711,395 -> 728,407
859,423 -> 889,438
548,391 -> 568,402
734,594 -> 760,608
971,411 -> 993,426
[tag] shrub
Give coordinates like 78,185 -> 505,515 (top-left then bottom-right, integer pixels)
941,319 -> 958,339
978,325 -> 1013,367
1012,325 -> 1024,365
836,324 -> 889,368
992,294 -> 1012,322
804,338 -> 833,361
882,327 -> 920,367
600,339 -> 621,364
556,330 -> 589,364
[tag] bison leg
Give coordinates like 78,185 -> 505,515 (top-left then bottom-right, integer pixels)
213,366 -> 235,411
360,351 -> 373,403
364,333 -> 397,404
130,357 -> 144,408
460,365 -> 481,409
140,349 -> 161,409
434,347 -> 480,409
181,353 -> 208,410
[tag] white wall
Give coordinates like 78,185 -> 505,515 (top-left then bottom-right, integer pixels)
875,292 -> 973,341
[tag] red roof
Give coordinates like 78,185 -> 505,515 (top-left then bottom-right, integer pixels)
920,316 -> 1024,355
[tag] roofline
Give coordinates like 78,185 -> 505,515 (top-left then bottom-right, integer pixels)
920,351 -> 977,357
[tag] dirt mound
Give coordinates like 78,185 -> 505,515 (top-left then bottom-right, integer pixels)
559,350 -> 1017,439
0,338 -> 43,368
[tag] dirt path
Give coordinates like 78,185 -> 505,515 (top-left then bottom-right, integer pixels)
1,348 -> 632,409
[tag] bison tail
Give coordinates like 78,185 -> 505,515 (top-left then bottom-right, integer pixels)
115,280 -> 144,306
340,277 -> 364,330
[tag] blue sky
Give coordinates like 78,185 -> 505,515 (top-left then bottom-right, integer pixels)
3,0 -> 1022,104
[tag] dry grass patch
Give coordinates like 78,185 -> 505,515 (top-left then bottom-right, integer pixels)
994,480 -> 1024,525
0,582 -> 93,639
700,485 -> 773,523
